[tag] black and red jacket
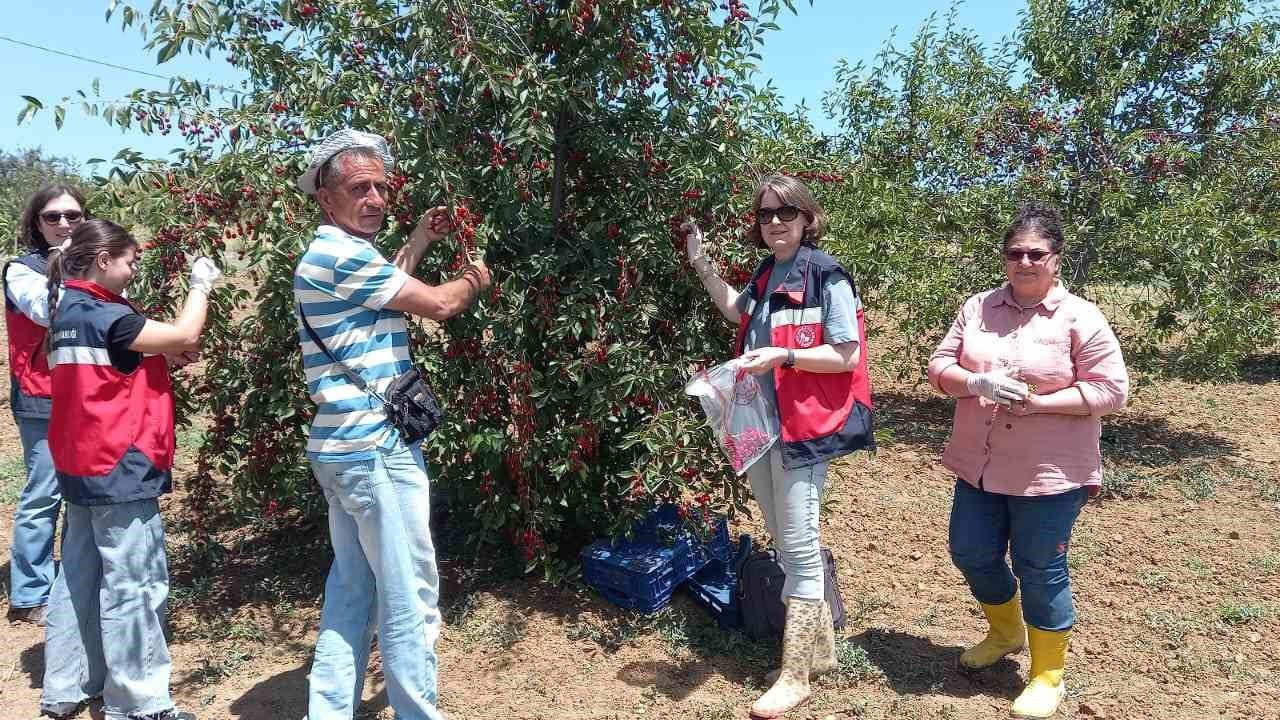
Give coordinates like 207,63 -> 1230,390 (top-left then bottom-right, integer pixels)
735,243 -> 875,469
3,250 -> 53,418
48,279 -> 174,505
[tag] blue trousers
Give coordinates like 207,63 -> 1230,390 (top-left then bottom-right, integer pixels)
10,413 -> 62,609
948,479 -> 1087,631
41,499 -> 174,720
308,442 -> 444,720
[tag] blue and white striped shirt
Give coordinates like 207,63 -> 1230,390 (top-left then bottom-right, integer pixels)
294,225 -> 411,462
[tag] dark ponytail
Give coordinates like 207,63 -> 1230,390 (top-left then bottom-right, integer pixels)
44,219 -> 139,351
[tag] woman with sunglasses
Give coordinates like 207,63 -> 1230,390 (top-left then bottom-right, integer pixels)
2,184 -> 87,626
927,202 -> 1128,719
685,175 -> 873,719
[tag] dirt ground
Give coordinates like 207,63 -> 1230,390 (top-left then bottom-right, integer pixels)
0,324 -> 1276,720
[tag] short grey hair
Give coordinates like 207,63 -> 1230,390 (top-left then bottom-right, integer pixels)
318,146 -> 386,191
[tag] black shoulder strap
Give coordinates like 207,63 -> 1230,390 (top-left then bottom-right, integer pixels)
297,304 -> 386,404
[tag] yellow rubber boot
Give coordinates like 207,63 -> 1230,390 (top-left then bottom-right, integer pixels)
1011,627 -> 1070,719
959,593 -> 1026,669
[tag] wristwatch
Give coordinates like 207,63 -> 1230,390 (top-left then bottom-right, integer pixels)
783,349 -> 796,368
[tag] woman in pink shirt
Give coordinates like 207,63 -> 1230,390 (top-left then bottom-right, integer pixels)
927,203 -> 1128,720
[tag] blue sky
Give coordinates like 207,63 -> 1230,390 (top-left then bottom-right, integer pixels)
1,1 -> 1021,171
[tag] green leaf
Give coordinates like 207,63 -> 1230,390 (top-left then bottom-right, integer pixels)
157,41 -> 180,64
53,105 -> 66,130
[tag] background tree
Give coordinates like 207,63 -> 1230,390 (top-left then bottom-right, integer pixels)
17,0 -> 1279,574
818,0 -> 1280,379
24,0 -> 815,573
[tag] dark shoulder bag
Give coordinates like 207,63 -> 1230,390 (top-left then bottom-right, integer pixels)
298,306 -> 444,444
735,544 -> 846,640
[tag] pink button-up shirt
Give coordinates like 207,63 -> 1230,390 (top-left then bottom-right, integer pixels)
927,282 -> 1129,496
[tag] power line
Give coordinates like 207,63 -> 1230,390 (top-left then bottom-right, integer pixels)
0,34 -> 244,95
0,34 -> 173,82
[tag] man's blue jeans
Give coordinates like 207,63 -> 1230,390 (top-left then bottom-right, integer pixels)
948,479 -> 1088,631
10,413 -> 62,609
308,442 -> 444,720
41,499 -> 174,720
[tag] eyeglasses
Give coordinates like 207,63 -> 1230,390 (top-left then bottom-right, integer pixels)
40,210 -> 84,224
1002,248 -> 1054,263
756,205 -> 801,225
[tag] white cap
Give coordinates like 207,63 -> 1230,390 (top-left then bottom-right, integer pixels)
296,128 -> 394,195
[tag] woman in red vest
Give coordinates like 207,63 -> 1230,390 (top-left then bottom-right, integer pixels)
3,184 -> 87,625
686,175 -> 874,718
38,219 -> 220,720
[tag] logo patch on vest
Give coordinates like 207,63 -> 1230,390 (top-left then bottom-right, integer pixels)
795,326 -> 817,348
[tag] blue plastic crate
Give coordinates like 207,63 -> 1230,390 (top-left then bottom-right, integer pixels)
582,505 -> 730,613
685,534 -> 753,628
581,534 -> 695,605
596,584 -> 675,614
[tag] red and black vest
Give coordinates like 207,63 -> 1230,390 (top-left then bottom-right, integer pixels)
48,279 -> 175,505
735,243 -> 875,469
3,251 -> 53,418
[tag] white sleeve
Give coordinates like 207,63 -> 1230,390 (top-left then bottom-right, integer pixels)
3,263 -> 51,327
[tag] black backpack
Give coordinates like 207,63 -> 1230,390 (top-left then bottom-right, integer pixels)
734,542 -> 846,641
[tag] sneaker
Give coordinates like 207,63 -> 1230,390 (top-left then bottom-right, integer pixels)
39,701 -> 84,719
8,604 -> 48,626
131,710 -> 196,720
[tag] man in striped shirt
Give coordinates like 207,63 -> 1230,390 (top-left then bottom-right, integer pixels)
293,128 -> 490,720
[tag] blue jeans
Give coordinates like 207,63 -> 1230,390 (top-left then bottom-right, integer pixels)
41,499 -> 173,720
308,442 -> 444,720
10,413 -> 62,609
746,444 -> 829,601
948,479 -> 1087,631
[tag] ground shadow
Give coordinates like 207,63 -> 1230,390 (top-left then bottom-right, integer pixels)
1240,353 -> 1280,385
873,389 -> 1238,468
871,390 -> 955,455
20,641 -> 42,688
616,658 -> 717,701
1100,412 -> 1237,468
226,659 -> 309,720
855,627 -> 1023,700
166,519 -> 330,628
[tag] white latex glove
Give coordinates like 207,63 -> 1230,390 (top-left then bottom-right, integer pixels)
682,220 -> 705,263
966,369 -> 1029,406
189,257 -> 223,295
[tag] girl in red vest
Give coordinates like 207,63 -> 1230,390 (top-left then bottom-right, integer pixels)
3,184 -> 87,625
38,219 -> 220,720
686,175 -> 873,718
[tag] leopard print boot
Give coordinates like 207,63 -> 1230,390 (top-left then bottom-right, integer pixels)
750,597 -> 820,718
766,599 -> 838,683
811,599 -> 838,676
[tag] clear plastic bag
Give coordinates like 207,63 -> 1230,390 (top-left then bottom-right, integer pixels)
685,358 -> 780,475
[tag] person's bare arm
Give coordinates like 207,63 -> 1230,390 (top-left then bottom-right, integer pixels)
385,262 -> 491,321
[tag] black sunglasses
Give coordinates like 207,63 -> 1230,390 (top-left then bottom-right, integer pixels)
756,205 -> 801,225
40,210 -> 84,224
1002,248 -> 1054,263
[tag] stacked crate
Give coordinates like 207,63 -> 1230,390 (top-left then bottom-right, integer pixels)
581,505 -> 729,613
